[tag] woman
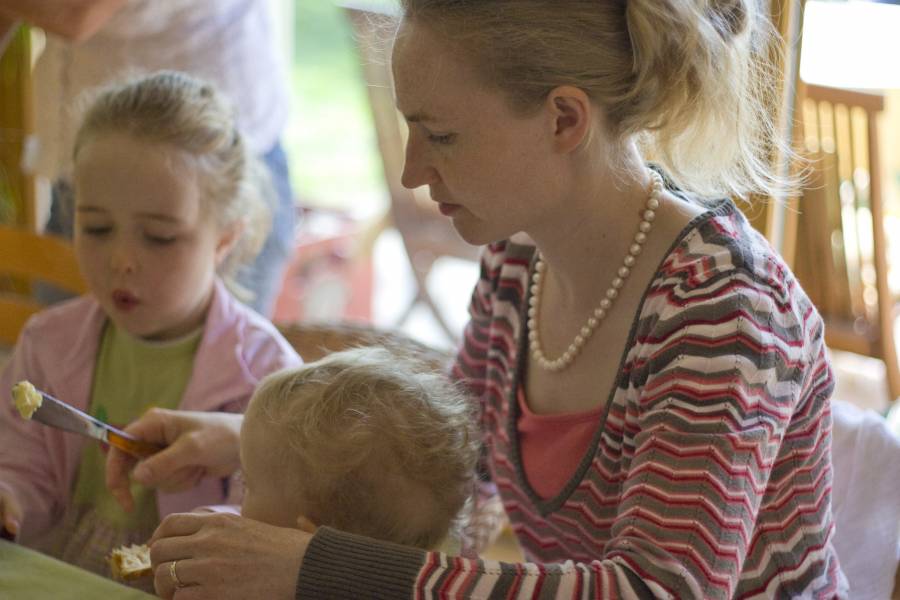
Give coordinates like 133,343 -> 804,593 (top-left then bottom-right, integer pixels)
107,1 -> 847,598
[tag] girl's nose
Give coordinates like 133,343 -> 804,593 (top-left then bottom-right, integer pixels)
401,136 -> 440,190
110,243 -> 138,274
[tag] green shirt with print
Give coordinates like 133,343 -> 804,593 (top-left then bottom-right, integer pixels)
71,323 -> 202,532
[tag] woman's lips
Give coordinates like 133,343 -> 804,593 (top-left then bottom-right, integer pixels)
112,290 -> 140,312
437,202 -> 460,216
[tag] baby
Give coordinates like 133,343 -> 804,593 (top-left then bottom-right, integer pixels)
240,346 -> 479,550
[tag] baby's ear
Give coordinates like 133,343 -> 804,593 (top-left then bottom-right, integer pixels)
296,515 -> 318,534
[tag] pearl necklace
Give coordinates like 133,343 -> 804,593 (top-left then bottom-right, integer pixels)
528,171 -> 663,372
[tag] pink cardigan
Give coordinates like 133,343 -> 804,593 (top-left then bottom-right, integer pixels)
0,281 -> 301,542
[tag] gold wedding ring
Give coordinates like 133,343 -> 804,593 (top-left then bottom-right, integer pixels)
170,560 -> 185,588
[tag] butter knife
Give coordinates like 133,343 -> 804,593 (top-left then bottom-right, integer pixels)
26,391 -> 164,458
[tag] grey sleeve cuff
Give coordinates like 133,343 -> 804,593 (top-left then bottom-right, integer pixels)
296,526 -> 427,599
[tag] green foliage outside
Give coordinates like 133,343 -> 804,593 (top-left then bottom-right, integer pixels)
287,1 -> 397,215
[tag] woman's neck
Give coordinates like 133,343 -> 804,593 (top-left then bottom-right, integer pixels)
526,150 -> 656,313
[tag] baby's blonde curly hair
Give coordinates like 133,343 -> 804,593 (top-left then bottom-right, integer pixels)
246,346 -> 479,550
398,0 -> 790,200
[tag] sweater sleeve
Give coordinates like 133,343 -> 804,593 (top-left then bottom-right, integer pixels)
0,319 -> 67,540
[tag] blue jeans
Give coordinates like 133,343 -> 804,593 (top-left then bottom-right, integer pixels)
44,142 -> 296,317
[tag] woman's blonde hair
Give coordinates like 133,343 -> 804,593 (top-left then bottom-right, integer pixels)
398,0 -> 790,200
72,70 -> 272,299
246,346 -> 478,550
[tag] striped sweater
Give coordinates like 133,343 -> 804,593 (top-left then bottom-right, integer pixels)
296,200 -> 847,599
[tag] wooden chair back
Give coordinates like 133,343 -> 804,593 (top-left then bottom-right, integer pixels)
0,226 -> 87,344
276,320 -> 452,369
792,83 -> 898,401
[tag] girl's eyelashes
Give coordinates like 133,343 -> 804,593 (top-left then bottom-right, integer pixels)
427,132 -> 456,146
81,225 -> 112,236
144,233 -> 177,245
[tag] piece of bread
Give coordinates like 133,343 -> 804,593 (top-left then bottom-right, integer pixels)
108,543 -> 152,581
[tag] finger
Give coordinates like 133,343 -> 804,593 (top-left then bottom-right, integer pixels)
150,512 -> 209,546
173,587 -> 205,600
0,495 -> 22,536
157,466 -> 206,494
123,407 -> 176,441
154,561 -> 176,600
105,447 -> 137,512
132,439 -> 198,487
154,557 -> 203,599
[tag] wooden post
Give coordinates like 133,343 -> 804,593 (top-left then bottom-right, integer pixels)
0,23 -> 36,230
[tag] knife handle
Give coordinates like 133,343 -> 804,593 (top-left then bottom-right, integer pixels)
107,429 -> 165,458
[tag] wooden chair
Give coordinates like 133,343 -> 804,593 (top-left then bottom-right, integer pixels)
276,320 -> 452,369
342,3 -> 480,344
0,22 -> 37,229
0,226 -> 86,344
791,83 -> 899,402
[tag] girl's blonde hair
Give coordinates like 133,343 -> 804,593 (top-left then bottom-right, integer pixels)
247,346 -> 478,550
399,0 -> 790,200
72,70 -> 272,299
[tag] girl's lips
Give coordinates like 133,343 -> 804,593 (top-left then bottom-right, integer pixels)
437,202 -> 460,216
112,290 -> 140,312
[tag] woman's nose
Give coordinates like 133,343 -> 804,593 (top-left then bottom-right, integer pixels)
401,136 -> 440,190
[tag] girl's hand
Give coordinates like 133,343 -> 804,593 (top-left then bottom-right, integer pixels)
105,408 -> 244,511
149,512 -> 310,600
0,483 -> 23,540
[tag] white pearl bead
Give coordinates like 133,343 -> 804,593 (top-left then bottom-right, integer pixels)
530,172 -> 660,372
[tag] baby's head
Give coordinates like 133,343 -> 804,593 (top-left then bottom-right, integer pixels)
240,346 -> 478,550
71,70 -> 271,340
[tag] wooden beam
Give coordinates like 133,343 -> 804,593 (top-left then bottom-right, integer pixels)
0,24 -> 36,230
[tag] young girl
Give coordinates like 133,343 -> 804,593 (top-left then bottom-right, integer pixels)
122,2 -> 848,599
0,71 -> 301,578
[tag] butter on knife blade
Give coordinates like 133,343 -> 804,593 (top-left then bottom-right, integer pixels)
11,381 -> 42,419
9,382 -> 163,458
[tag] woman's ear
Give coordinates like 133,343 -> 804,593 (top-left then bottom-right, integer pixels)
545,85 -> 594,154
215,219 -> 245,267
